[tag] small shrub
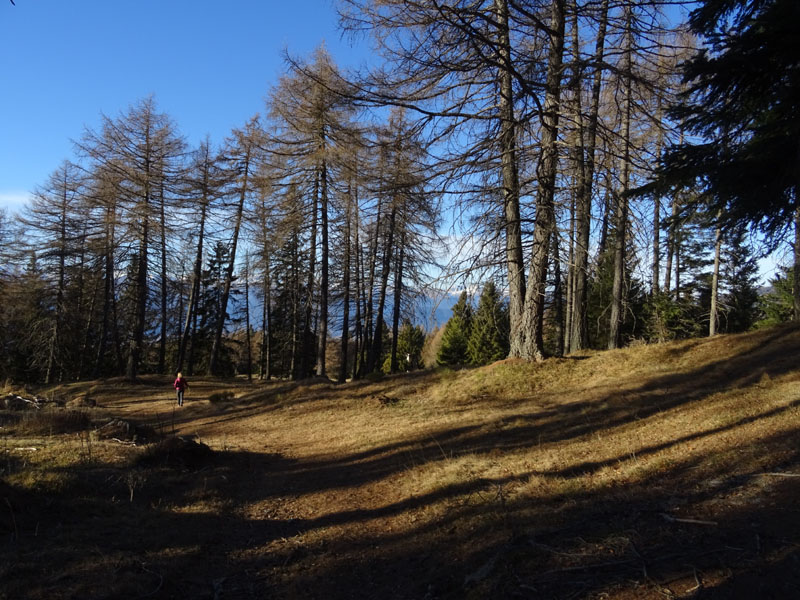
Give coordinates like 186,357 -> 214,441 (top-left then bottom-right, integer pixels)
208,390 -> 236,404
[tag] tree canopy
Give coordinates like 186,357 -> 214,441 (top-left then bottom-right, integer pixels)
657,0 -> 800,235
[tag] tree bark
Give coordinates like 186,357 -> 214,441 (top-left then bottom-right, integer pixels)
315,156 -> 330,378
362,175 -> 383,375
495,0 -> 526,357
608,4 -> 634,350
126,162 -> 150,383
244,253 -> 252,381
157,175 -> 168,374
176,165 -> 210,374
552,234 -> 564,357
209,139 -> 251,376
517,0 -> 565,361
339,180 -> 354,383
390,225 -> 406,373
709,223 -> 722,335
259,253 -> 272,380
569,0 -> 609,353
368,202 -> 397,373
352,193 -> 365,380
300,170 -> 319,379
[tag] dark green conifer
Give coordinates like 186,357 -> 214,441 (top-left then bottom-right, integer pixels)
719,225 -> 760,332
467,281 -> 508,365
436,291 -> 472,367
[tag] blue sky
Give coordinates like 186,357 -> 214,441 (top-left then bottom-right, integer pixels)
0,0 -> 367,213
0,1 -> 785,284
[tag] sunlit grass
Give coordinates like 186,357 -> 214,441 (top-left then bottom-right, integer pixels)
3,324 -> 800,599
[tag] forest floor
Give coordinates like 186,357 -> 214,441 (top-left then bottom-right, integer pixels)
2,325 -> 800,599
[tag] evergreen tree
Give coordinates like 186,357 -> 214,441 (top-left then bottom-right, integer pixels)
193,241 -> 241,375
0,251 -> 50,382
588,242 -> 646,349
757,267 -> 794,328
719,225 -> 760,332
642,292 -> 697,343
383,319 -> 425,373
651,0 -> 800,323
644,209 -> 713,342
436,291 -> 472,367
467,281 -> 509,366
659,0 -> 800,235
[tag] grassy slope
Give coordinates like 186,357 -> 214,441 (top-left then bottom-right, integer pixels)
2,324 -> 800,599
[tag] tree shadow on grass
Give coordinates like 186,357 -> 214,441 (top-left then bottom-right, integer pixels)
3,327 -> 800,598
2,427 -> 798,599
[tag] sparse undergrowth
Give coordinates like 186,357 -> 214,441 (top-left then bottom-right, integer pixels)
14,409 -> 92,435
2,325 -> 800,599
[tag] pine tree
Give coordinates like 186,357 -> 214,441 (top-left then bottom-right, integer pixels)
719,225 -> 760,332
467,281 -> 509,366
660,0 -> 799,236
194,241 -> 240,375
436,291 -> 472,367
383,319 -> 425,373
757,267 -> 794,328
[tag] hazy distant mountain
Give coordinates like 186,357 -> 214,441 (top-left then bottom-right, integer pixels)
414,291 -> 461,330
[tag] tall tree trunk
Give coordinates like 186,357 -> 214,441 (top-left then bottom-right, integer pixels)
665,133 -> 684,295
352,197 -> 364,380
78,274 -> 100,380
316,157 -> 330,378
209,145 -> 250,375
552,234 -> 564,357
368,203 -> 397,373
127,197 -> 149,381
390,225 -> 406,373
158,177 -> 168,374
709,223 -> 722,336
111,267 -> 125,374
565,193 -> 575,353
244,253 -> 252,381
301,170 -> 319,379
259,251 -> 272,380
339,181 -> 354,383
652,101 -> 665,295
93,212 -> 115,378
570,0 -> 609,353
496,0 -> 526,357
675,223 -> 682,301
598,187 -> 611,259
290,230 -> 301,379
517,0 -> 565,361
46,174 -> 69,384
177,199 -> 208,373
664,195 -> 678,294
608,5 -> 634,350
653,194 -> 662,294
362,188 -> 383,375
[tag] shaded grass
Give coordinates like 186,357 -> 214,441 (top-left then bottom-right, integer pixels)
2,325 -> 800,599
15,409 -> 91,435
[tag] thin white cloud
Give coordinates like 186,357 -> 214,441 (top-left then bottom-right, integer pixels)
0,191 -> 32,214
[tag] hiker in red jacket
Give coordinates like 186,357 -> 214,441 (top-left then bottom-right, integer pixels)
173,372 -> 189,407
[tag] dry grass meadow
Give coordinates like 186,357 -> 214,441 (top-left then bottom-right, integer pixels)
2,324 -> 800,599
